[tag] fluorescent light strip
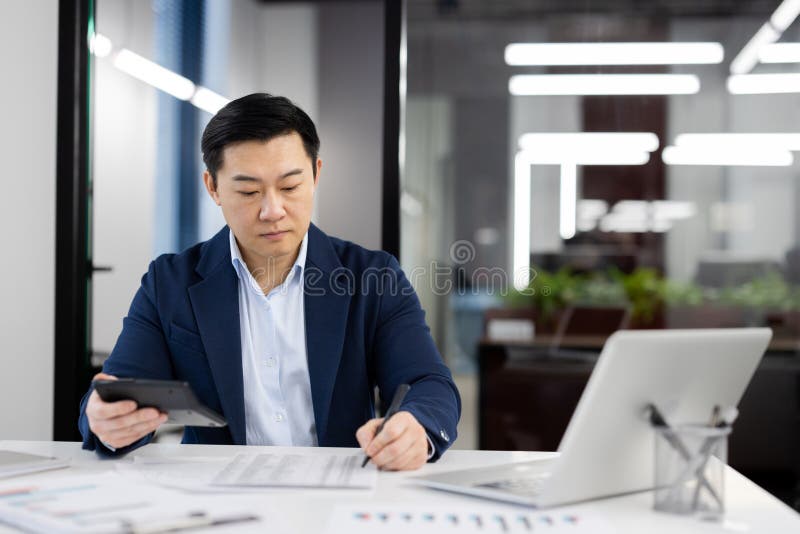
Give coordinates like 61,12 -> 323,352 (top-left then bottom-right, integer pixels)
653,200 -> 696,220
578,199 -> 608,220
675,133 -> 800,151
560,164 -> 577,240
521,149 -> 650,166
518,132 -> 659,153
600,216 -> 672,233
113,49 -> 195,101
191,87 -> 231,114
771,0 -> 800,32
729,23 -> 780,74
89,33 -> 112,58
662,146 -> 793,166
509,74 -> 700,96
505,42 -> 723,66
96,36 -> 231,114
728,72 -> 800,94
759,42 -> 800,63
513,153 -> 532,290
730,0 -> 800,74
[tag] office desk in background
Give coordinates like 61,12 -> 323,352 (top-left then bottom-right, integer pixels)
0,441 -> 798,533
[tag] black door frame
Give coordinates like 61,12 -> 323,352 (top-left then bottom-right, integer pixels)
53,0 -> 404,440
54,0 -> 93,441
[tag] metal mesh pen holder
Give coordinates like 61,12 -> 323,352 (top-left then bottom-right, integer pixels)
653,423 -> 732,519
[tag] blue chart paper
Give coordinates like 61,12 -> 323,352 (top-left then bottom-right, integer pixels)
324,505 -> 615,533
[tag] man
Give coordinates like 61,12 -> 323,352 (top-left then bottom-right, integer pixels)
79,93 -> 461,470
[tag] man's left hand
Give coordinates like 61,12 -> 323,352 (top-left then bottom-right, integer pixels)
356,411 -> 429,471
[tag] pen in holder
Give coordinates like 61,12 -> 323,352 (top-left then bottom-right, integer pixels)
649,404 -> 735,520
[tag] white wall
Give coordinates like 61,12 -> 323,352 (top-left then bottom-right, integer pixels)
316,1 -> 384,250
207,0 -> 386,248
92,0 -> 158,355
0,0 -> 58,439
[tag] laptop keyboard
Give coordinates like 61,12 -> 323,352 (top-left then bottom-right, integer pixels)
474,475 -> 547,497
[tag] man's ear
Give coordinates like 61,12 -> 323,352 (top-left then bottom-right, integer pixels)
203,171 -> 221,206
313,158 -> 322,191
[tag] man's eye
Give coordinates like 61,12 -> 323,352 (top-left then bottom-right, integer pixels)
238,191 -> 257,196
282,185 -> 299,192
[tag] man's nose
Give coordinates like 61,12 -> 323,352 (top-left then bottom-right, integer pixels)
258,190 -> 286,221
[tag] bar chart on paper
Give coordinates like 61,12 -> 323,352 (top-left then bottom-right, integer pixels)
324,505 -> 615,533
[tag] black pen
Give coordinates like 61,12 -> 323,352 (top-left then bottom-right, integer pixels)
361,384 -> 411,467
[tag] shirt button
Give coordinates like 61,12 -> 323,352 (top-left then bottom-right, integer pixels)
266,357 -> 276,367
274,413 -> 284,422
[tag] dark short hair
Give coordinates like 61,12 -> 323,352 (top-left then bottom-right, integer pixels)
201,93 -> 320,184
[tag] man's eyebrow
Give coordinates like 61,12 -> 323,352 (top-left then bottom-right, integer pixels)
232,175 -> 260,182
279,169 -> 303,180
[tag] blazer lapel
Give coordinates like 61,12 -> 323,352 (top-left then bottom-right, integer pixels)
304,224 -> 351,446
188,227 -> 246,445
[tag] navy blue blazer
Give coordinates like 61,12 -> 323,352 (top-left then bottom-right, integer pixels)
79,224 -> 460,458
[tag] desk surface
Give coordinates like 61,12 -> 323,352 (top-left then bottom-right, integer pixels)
0,440 -> 798,533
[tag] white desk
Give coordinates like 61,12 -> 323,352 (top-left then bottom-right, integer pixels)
0,440 -> 798,533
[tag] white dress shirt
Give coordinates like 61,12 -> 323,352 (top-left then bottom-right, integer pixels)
230,230 -> 318,446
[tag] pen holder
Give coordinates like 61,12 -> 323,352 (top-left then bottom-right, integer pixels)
653,424 -> 731,520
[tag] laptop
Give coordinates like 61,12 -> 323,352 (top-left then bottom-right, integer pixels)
416,328 -> 772,507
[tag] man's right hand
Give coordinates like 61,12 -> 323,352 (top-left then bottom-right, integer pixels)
85,373 -> 167,450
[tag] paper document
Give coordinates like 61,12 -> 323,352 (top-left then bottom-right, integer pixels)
213,453 -> 378,489
0,450 -> 69,479
0,472 -> 278,533
324,505 -> 616,534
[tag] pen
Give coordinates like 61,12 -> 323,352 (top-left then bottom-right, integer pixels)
646,403 -> 722,508
361,383 -> 411,467
689,406 -> 738,509
128,513 -> 259,534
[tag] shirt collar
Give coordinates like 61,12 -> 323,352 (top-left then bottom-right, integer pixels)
229,228 -> 308,293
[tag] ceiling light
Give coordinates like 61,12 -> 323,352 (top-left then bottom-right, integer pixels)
652,201 -> 697,220
113,49 -> 195,100
191,87 -> 231,114
771,0 -> 800,32
509,74 -> 700,96
89,33 -> 112,58
505,42 -> 723,66
662,146 -> 793,166
522,149 -> 650,166
518,132 -> 659,153
729,23 -> 780,74
675,133 -> 800,151
599,215 -> 672,233
759,42 -> 800,63
513,152 -> 532,290
727,72 -> 800,93
578,200 -> 609,220
560,164 -> 577,240
730,0 -> 800,74
400,192 -> 423,218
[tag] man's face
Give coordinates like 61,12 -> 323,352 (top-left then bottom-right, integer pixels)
204,132 -> 320,266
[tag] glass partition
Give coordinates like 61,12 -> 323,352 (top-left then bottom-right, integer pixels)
403,0 -> 800,373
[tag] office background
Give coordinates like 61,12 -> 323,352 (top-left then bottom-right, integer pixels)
1,0 -> 799,511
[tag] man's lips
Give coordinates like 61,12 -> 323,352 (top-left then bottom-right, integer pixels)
259,230 -> 289,239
